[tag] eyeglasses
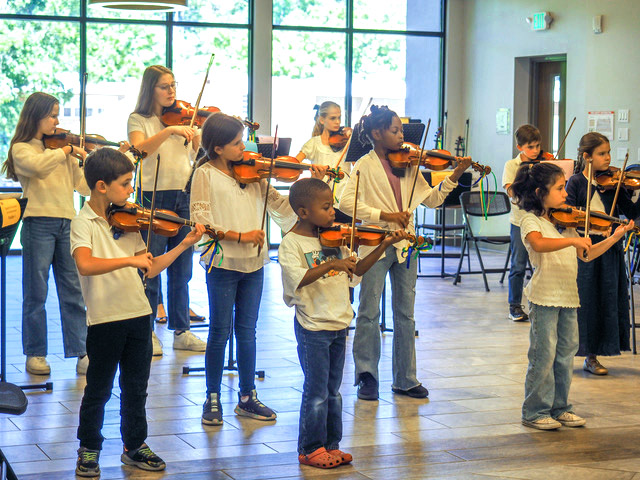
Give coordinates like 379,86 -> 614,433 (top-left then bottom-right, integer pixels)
155,82 -> 177,91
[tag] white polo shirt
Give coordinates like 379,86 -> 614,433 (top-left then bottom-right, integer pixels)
70,203 -> 152,326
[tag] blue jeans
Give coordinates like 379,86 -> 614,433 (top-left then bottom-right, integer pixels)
522,303 -> 578,422
21,217 -> 87,357
353,245 -> 419,391
205,267 -> 263,395
508,224 -> 529,306
295,320 -> 346,455
139,190 -> 192,331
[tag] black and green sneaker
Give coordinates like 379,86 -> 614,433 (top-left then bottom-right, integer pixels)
121,443 -> 166,471
234,389 -> 276,421
76,447 -> 100,477
202,392 -> 223,425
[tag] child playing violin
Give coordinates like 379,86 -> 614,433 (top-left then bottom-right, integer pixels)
502,124 -> 544,322
566,132 -> 640,375
510,162 -> 633,430
296,101 -> 353,222
3,92 -> 91,376
278,178 -> 406,469
71,148 -> 205,476
129,65 -> 205,356
190,113 -> 327,426
338,105 -> 472,401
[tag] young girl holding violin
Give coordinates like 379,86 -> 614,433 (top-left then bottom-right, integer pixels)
510,162 -> 633,430
3,92 -> 91,375
190,113 -> 327,425
296,101 -> 352,222
338,105 -> 472,401
565,132 -> 640,375
128,65 -> 205,356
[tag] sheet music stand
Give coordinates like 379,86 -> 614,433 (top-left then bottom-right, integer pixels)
0,197 -> 52,394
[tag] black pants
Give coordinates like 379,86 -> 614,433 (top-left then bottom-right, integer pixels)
77,315 -> 152,451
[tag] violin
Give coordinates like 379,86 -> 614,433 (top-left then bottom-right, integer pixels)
386,142 -> 491,175
319,224 -> 430,249
107,202 -> 224,240
328,127 -> 350,152
549,206 -> 612,233
595,166 -> 640,191
43,128 -> 145,164
161,100 -> 221,128
243,118 -> 260,131
231,151 -> 345,184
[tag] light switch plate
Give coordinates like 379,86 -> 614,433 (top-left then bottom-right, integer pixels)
618,127 -> 629,141
618,109 -> 629,123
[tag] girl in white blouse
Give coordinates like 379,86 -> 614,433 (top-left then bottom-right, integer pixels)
510,162 -> 632,431
190,113 -> 325,426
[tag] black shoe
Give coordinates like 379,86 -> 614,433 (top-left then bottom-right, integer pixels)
202,392 -> 223,425
357,372 -> 378,400
121,443 -> 166,471
234,389 -> 277,421
392,384 -> 429,398
509,304 -> 529,322
76,447 -> 100,477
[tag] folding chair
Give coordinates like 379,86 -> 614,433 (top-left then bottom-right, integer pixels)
453,191 -> 511,291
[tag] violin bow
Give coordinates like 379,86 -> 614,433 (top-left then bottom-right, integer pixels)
609,152 -> 629,217
407,118 -> 431,211
184,53 -> 215,147
257,125 -> 278,256
463,118 -> 469,157
78,73 -> 88,167
583,155 -> 593,260
349,170 -> 361,257
143,154 -> 161,289
553,116 -> 576,160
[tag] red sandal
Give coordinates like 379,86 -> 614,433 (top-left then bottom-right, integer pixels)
298,447 -> 343,469
327,449 -> 352,464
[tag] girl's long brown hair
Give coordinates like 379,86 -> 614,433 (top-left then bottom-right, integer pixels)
2,92 -> 58,182
133,65 -> 174,117
575,132 -> 609,173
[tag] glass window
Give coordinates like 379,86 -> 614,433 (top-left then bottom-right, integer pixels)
273,0 -> 346,28
85,23 -> 165,143
0,0 -> 79,16
174,0 -> 249,24
272,30 -> 346,154
354,0 -> 442,31
172,27 -> 249,119
87,3 -> 165,20
0,20 -> 80,181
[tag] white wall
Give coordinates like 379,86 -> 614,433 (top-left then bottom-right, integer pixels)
445,0 -> 640,232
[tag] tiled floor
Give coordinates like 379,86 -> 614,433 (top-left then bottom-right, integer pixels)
1,250 -> 640,479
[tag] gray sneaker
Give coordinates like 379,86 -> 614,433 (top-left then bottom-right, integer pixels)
234,389 -> 276,421
202,392 -> 223,425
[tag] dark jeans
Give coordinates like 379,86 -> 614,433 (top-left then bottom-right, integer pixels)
21,217 -> 87,357
205,267 -> 264,396
295,320 -> 346,455
139,189 -> 192,331
77,315 -> 152,451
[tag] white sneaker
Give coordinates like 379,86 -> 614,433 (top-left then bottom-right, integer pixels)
152,331 -> 163,356
555,412 -> 586,427
26,356 -> 50,375
173,330 -> 206,352
522,417 -> 562,430
76,355 -> 89,375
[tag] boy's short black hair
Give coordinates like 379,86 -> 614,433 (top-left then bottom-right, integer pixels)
514,124 -> 542,146
83,148 -> 135,190
288,178 -> 331,214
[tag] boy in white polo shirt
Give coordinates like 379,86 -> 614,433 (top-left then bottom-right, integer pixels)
70,148 -> 204,477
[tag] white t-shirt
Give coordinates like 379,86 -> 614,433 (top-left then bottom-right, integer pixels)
520,212 -> 580,308
12,139 -> 90,219
190,162 -> 297,273
70,203 -> 152,326
502,155 -> 526,227
278,231 -> 354,331
300,136 -> 352,203
127,113 -> 195,191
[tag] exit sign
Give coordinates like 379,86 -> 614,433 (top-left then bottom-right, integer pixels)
532,12 -> 552,30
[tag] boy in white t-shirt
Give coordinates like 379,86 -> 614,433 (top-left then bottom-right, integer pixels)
278,178 -> 405,469
502,124 -> 545,322
70,148 -> 204,477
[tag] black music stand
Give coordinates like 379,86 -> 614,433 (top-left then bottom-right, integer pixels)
0,197 -> 52,394
256,138 -> 292,158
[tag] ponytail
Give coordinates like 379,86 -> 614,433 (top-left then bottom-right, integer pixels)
510,162 -> 564,216
311,101 -> 341,137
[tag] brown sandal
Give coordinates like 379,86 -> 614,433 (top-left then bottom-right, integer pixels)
327,449 -> 352,464
298,447 -> 343,469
